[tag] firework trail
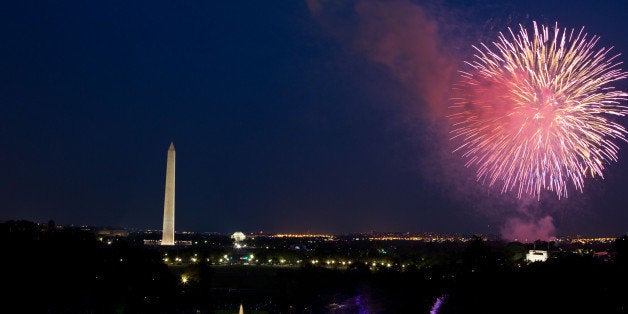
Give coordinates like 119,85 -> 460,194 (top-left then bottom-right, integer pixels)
449,21 -> 628,199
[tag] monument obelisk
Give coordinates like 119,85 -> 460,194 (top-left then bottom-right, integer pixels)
161,142 -> 175,245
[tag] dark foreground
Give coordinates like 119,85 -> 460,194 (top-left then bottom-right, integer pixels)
3,221 -> 628,313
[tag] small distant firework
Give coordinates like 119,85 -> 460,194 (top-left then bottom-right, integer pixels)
449,22 -> 628,199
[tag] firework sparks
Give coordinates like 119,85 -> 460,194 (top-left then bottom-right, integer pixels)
449,22 -> 628,199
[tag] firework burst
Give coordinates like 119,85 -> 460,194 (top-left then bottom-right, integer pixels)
449,21 -> 628,199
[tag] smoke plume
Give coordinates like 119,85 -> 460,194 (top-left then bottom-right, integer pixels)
500,215 -> 556,243
306,0 -> 455,120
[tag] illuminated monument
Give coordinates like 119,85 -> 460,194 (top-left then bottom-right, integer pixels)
161,142 -> 176,245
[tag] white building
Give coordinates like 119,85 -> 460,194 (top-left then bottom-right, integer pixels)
231,231 -> 246,242
526,250 -> 548,262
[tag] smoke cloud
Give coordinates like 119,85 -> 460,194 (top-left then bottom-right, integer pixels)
500,215 -> 556,243
305,0 -> 514,233
306,0 -> 455,120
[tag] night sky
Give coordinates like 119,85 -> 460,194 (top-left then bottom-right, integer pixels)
2,0 -> 627,238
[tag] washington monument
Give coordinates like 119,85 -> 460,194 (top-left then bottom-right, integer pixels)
161,142 -> 175,245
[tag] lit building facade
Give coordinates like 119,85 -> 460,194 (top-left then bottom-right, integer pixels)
525,250 -> 548,262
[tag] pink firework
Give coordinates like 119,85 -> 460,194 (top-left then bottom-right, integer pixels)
449,22 -> 628,199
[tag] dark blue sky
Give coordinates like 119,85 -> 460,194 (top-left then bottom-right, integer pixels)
2,0 -> 627,237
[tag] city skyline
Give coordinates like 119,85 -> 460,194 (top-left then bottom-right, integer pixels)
1,0 -> 628,237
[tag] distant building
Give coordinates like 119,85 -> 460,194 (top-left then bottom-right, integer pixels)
144,238 -> 192,246
231,232 -> 246,242
231,231 -> 246,248
526,250 -> 548,262
144,239 -> 161,246
97,229 -> 129,237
